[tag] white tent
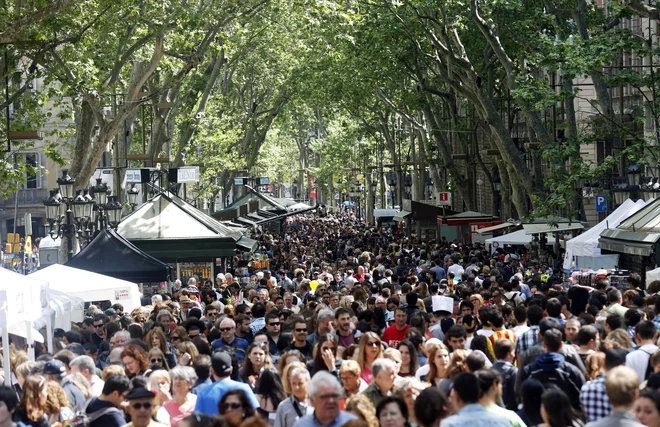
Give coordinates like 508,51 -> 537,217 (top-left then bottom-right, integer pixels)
33,289 -> 85,332
562,199 -> 651,270
485,229 -> 556,251
30,264 -> 141,312
647,267 -> 660,287
0,268 -> 50,385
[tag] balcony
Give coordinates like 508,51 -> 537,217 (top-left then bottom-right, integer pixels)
0,188 -> 49,209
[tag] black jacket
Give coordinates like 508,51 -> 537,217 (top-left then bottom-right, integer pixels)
492,360 -> 518,411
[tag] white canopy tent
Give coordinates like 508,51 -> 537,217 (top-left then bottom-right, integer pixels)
485,229 -> 557,252
32,289 -> 85,332
0,268 -> 50,385
30,264 -> 141,313
562,199 -> 651,270
647,267 -> 660,287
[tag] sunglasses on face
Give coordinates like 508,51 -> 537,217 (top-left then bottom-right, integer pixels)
222,402 -> 242,410
220,327 -> 233,332
367,341 -> 380,347
150,358 -> 163,364
245,312 -> 252,316
207,312 -> 218,317
268,322 -> 281,327
94,324 -> 104,329
295,328 -> 307,332
131,402 -> 154,410
171,336 -> 180,341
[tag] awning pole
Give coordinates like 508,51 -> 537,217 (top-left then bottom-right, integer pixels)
3,327 -> 10,386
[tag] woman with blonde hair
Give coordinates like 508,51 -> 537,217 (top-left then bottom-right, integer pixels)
45,380 -> 74,424
148,347 -> 170,371
176,341 -> 199,367
345,394 -> 378,427
420,343 -> 450,386
605,329 -> 634,350
281,361 -> 307,396
14,375 -> 49,427
14,361 -> 36,396
102,365 -> 125,381
146,327 -> 176,368
357,332 -> 382,384
277,350 -> 306,379
584,351 -> 606,381
438,349 -> 469,394
147,369 -> 172,425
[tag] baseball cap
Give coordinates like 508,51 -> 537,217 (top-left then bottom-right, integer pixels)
104,308 -> 116,316
211,352 -> 232,376
43,359 -> 66,376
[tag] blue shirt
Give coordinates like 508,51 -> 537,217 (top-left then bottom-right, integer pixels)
292,411 -> 357,427
191,378 -> 213,395
211,336 -> 249,360
431,266 -> 446,281
251,317 -> 266,335
194,378 -> 261,416
440,404 -> 511,427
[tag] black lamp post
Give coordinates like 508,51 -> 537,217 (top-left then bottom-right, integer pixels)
43,170 -> 124,258
404,174 -> 412,199
386,171 -> 397,208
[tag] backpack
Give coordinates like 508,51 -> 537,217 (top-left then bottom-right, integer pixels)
642,348 -> 657,380
504,292 -> 520,307
68,400 -> 120,427
528,362 -> 581,406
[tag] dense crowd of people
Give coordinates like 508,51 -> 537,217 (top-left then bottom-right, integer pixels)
4,212 -> 660,427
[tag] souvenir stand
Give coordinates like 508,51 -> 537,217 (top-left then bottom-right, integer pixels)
0,268 -> 50,385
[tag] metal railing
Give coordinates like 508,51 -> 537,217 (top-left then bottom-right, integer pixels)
0,188 -> 49,208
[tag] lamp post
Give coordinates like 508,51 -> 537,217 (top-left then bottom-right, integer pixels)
386,171 -> 397,208
404,174 -> 412,200
127,184 -> 140,211
43,169 -> 123,259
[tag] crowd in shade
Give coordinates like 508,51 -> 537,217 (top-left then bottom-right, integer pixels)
5,211 -> 660,427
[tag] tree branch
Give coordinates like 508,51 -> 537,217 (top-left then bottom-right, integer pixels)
0,0 -> 85,44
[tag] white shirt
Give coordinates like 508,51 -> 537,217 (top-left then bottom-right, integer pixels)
448,264 -> 464,277
512,325 -> 530,338
626,343 -> 659,381
476,329 -> 494,338
89,375 -> 105,397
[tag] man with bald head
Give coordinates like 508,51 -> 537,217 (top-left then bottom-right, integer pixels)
211,318 -> 249,360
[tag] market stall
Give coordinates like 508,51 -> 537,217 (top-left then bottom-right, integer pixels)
598,198 -> 660,281
118,191 -> 258,283
485,229 -> 557,253
563,199 -> 649,271
0,268 -> 50,384
30,264 -> 141,312
66,229 -> 172,283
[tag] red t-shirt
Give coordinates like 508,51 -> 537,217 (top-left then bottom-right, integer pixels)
382,324 -> 410,348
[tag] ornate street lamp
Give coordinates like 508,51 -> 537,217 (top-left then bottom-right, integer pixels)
91,178 -> 109,205
105,196 -> 123,228
44,171 -> 124,257
127,184 -> 140,210
57,169 -> 75,199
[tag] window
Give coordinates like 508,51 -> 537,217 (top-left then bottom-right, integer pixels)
24,153 -> 41,189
